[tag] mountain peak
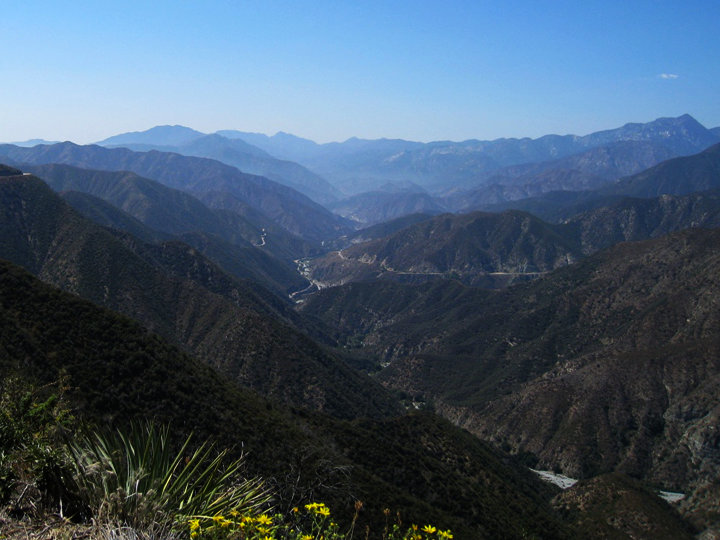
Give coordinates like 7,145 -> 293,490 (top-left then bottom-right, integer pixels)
96,125 -> 205,147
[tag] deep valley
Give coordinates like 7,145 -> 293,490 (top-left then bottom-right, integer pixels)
2,114 -> 720,538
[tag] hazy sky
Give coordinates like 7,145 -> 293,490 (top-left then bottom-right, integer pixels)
2,0 -> 719,144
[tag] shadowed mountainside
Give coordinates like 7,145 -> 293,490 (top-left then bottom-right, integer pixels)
0,142 -> 352,243
25,163 -> 311,293
0,257 -> 574,538
299,228 -> 720,532
0,172 -> 397,420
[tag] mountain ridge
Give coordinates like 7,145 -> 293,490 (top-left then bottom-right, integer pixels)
0,173 -> 396,420
0,142 -> 352,244
99,130 -> 344,205
305,210 -> 581,289
224,114 -> 719,195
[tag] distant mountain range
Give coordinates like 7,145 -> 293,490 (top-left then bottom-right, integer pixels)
0,142 -> 352,244
221,114 -> 720,196
216,115 -> 720,226
6,138 -> 61,147
76,115 -> 720,229
98,128 -> 343,205
92,114 -> 718,206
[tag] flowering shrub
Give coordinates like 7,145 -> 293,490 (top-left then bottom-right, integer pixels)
187,501 -> 452,540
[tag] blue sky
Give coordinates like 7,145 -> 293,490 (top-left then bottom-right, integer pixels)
2,0 -> 719,144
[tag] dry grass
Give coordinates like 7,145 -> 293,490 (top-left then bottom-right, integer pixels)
0,513 -> 180,539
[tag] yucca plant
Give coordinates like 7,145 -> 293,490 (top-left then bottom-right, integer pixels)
67,421 -> 272,532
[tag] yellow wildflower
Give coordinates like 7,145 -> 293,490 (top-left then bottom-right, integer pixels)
256,513 -> 273,525
230,509 -> 239,517
293,506 -> 299,513
190,533 -> 199,539
438,530 -> 453,539
316,505 -> 330,517
302,535 -> 313,540
212,514 -> 223,523
421,524 -> 437,533
188,519 -> 201,531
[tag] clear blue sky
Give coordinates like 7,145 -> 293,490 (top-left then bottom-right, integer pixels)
2,0 -> 719,144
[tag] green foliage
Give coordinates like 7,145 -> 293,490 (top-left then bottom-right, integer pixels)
0,375 -> 75,514
67,421 -> 272,531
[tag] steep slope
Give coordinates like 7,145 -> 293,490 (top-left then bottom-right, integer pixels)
0,258 -> 573,539
25,163 -> 258,244
25,163 -> 309,292
0,142 -> 352,243
552,474 -> 695,539
602,142 -> 720,198
181,134 -> 343,204
61,191 -> 308,296
0,172 -> 398,420
59,190 -> 169,244
306,210 -> 581,288
0,256 -> 310,466
564,190 -> 720,254
300,229 -> 720,533
481,141 -> 720,221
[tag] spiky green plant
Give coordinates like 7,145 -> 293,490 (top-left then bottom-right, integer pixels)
67,421 -> 272,531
